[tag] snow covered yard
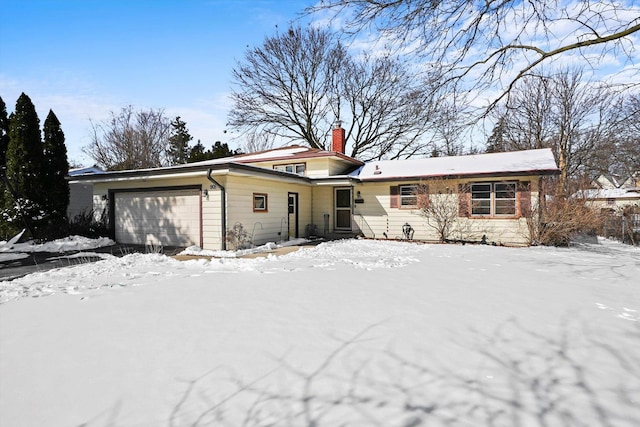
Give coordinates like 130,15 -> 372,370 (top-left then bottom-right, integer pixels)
0,239 -> 638,427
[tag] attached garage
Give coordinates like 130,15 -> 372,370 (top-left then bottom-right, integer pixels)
112,187 -> 202,247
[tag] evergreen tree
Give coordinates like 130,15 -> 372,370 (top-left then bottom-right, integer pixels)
167,116 -> 192,165
186,140 -> 241,163
0,97 -> 9,168
3,93 -> 44,237
210,141 -> 241,159
186,140 -> 209,163
485,116 -> 507,153
0,97 -> 10,223
42,110 -> 70,227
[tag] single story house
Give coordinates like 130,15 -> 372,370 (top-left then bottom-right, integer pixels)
70,126 -> 560,248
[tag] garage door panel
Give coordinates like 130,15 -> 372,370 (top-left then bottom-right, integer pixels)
114,189 -> 201,247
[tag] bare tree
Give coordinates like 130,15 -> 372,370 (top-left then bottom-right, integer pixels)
336,52 -> 438,160
228,25 -> 438,160
487,76 -> 554,153
606,93 -> 640,178
486,69 -> 615,192
241,132 -> 275,154
84,106 -> 171,171
307,1 -> 640,111
549,70 -> 614,191
228,26 -> 339,151
425,97 -> 470,157
416,181 -> 461,242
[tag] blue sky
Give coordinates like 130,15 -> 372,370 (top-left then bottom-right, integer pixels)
1,0 -> 314,165
2,1 -> 638,166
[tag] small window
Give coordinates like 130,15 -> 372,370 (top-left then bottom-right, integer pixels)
253,193 -> 268,212
273,163 -> 305,176
400,185 -> 418,208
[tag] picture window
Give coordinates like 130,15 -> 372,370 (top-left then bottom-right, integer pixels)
471,182 -> 516,216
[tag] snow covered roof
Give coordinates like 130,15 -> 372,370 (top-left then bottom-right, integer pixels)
68,166 -> 104,176
355,148 -> 559,181
581,188 -> 640,200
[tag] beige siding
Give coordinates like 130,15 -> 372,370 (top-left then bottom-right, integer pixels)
587,197 -> 640,211
243,157 -> 357,178
247,158 -> 331,177
353,177 -> 539,245
202,182 -> 224,250
311,186 -> 335,234
226,176 -> 312,247
305,159 -> 332,177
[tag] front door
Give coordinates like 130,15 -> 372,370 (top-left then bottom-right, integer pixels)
334,187 -> 352,230
288,192 -> 298,239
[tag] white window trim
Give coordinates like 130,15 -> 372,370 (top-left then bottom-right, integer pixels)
253,193 -> 268,212
399,184 -> 418,208
470,182 -> 517,217
273,163 -> 306,176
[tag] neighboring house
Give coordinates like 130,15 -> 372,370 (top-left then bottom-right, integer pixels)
67,167 -> 104,220
587,172 -> 640,211
582,188 -> 640,211
71,127 -> 559,248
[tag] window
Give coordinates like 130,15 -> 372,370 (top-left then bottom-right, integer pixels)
471,182 -> 516,216
400,185 -> 418,208
253,193 -> 268,212
273,163 -> 306,176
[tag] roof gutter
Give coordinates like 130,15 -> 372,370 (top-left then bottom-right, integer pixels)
207,169 -> 227,251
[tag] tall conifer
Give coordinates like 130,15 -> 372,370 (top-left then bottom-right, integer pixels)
0,97 -> 9,168
0,97 -> 10,221
43,110 -> 69,221
167,116 -> 192,165
4,93 -> 43,236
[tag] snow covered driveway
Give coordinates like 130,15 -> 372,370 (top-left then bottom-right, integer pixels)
0,239 -> 639,426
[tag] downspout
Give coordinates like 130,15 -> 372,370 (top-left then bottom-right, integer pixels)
207,169 -> 227,251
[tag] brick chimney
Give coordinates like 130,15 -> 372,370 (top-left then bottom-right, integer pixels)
332,121 -> 345,154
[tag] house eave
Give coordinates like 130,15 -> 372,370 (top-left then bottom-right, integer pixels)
67,162 -> 313,184
357,168 -> 561,182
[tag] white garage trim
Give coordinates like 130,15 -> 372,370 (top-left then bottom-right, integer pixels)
112,186 -> 202,247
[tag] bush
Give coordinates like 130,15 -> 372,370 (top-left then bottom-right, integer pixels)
526,180 -> 603,246
226,222 -> 252,250
68,209 -> 109,239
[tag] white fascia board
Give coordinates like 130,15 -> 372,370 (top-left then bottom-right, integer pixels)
76,170 -> 213,184
310,176 -> 357,186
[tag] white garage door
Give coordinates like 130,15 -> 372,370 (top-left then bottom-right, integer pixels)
114,189 -> 201,247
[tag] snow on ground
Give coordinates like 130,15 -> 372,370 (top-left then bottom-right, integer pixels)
0,235 -> 115,258
180,238 -> 310,258
0,238 -> 639,426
